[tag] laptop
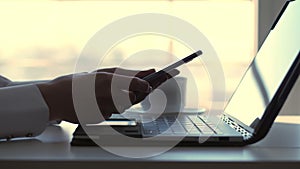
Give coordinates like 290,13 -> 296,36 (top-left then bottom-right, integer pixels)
71,0 -> 299,146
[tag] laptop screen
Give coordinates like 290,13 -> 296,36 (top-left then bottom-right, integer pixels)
224,0 -> 299,129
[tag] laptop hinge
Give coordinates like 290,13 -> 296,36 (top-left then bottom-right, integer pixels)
250,117 -> 260,129
221,115 -> 253,140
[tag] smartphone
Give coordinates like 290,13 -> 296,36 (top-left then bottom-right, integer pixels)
86,119 -> 137,127
143,50 -> 202,82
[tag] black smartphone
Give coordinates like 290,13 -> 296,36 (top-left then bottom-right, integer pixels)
143,50 -> 202,82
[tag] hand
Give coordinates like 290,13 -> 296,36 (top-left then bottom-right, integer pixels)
95,68 -> 179,89
37,69 -> 151,123
95,67 -> 180,104
37,68 -> 179,124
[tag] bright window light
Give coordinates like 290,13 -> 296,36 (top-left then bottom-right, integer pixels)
0,0 -> 255,109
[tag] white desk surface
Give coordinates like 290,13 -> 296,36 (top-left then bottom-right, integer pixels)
1,116 -> 300,169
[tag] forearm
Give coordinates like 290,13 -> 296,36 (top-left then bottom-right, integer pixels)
1,75 -> 49,87
8,80 -> 49,86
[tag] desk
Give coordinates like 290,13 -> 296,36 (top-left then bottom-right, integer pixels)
1,116 -> 300,169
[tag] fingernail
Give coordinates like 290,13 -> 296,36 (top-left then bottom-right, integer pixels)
147,86 -> 153,92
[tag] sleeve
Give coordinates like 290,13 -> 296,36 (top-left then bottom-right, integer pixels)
0,84 -> 49,140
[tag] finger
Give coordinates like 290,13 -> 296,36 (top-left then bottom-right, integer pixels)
135,69 -> 156,78
132,91 -> 149,105
109,73 -> 152,93
123,90 -> 136,104
94,67 -> 156,78
113,68 -> 142,76
128,77 -> 152,93
150,69 -> 180,89
113,68 -> 155,79
112,68 -> 154,77
93,67 -> 117,73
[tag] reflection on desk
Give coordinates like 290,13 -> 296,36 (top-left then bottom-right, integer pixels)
0,116 -> 300,169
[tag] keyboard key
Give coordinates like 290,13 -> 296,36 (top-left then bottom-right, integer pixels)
187,127 -> 201,135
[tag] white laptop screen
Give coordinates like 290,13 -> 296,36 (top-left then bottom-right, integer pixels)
224,1 -> 299,128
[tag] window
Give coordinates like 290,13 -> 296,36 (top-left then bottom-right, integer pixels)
0,0 -> 256,109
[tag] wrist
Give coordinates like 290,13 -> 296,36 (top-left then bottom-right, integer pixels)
37,83 -> 61,121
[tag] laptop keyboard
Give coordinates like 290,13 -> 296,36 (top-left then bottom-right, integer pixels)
141,115 -> 221,136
